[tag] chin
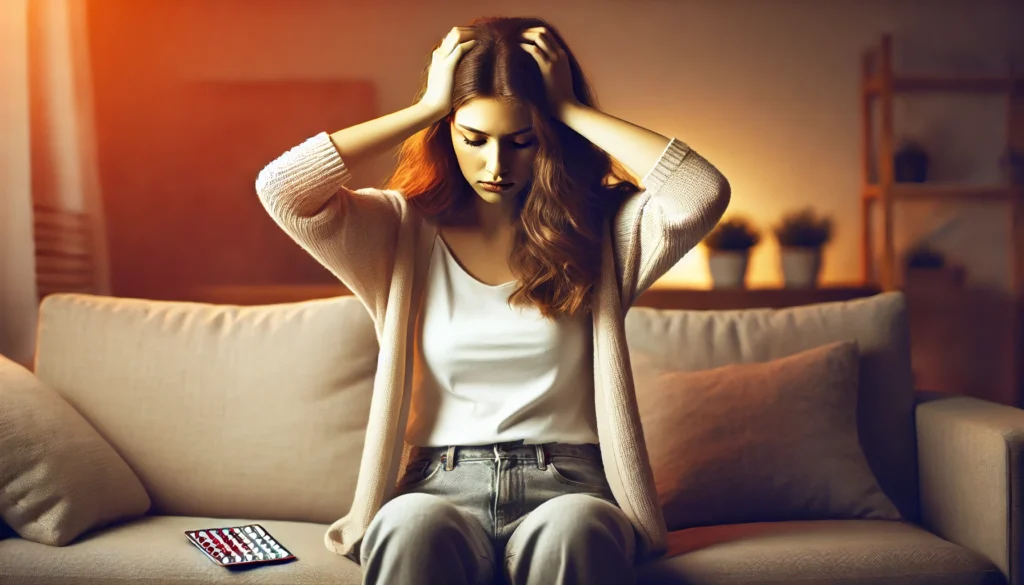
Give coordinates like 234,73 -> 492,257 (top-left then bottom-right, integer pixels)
473,186 -> 509,204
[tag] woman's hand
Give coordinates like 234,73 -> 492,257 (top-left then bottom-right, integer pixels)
520,27 -> 581,120
418,27 -> 477,119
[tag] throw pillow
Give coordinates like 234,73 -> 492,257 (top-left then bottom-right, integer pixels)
0,353 -> 151,545
636,340 -> 901,530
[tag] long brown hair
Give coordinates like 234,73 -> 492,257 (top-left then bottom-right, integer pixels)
384,16 -> 641,319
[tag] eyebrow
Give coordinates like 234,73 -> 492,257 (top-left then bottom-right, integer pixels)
456,124 -> 533,137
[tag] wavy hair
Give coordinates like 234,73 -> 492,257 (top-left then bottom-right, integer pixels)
383,16 -> 641,319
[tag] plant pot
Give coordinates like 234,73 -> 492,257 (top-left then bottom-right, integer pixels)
904,266 -> 966,290
708,250 -> 750,289
780,247 -> 822,289
895,143 -> 929,183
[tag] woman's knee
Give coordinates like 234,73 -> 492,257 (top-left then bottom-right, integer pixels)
360,493 -> 495,583
504,495 -> 637,585
364,492 -> 460,544
542,494 -> 629,529
509,494 -> 636,559
361,492 -> 492,562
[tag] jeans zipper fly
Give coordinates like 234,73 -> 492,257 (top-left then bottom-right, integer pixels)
492,444 -> 501,529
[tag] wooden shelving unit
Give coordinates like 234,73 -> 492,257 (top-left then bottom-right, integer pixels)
859,34 -> 1023,291
858,34 -> 1024,407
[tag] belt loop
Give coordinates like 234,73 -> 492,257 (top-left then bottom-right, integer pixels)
535,444 -> 547,470
445,445 -> 456,471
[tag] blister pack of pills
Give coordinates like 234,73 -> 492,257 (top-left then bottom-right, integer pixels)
185,524 -> 296,567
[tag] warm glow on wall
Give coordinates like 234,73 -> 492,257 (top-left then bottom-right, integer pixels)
651,158 -> 785,290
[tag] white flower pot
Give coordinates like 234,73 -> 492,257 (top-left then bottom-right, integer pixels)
780,247 -> 822,288
708,250 -> 750,289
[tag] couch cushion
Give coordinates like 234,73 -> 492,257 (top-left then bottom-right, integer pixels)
0,515 -> 362,585
0,353 -> 150,545
33,294 -> 377,525
636,520 -> 1004,585
625,292 -> 919,523
638,340 -> 900,530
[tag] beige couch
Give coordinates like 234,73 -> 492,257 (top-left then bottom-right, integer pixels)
0,291 -> 1018,585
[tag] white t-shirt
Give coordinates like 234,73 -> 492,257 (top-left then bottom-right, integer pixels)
404,234 -> 599,447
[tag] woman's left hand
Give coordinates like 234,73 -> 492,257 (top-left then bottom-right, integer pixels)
520,27 -> 580,119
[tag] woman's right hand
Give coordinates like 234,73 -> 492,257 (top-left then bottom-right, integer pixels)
418,27 -> 477,119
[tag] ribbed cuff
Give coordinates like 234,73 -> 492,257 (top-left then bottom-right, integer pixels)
255,131 -> 355,217
298,131 -> 353,190
640,137 -> 690,195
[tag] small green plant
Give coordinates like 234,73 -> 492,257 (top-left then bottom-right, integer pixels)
773,208 -> 833,248
905,244 -> 945,270
704,217 -> 761,252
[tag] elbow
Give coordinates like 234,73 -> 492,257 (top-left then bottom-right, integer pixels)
709,170 -> 731,225
255,164 -> 275,206
685,166 -> 731,242
686,164 -> 730,235
682,150 -> 731,230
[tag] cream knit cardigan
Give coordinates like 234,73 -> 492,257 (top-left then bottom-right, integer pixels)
256,131 -> 730,564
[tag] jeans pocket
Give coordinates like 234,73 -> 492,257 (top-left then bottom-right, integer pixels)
397,457 -> 443,489
547,455 -> 610,490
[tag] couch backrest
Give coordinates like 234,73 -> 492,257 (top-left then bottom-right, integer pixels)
624,291 -> 918,523
34,293 -> 376,524
33,291 -> 918,526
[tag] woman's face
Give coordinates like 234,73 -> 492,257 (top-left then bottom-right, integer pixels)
451,98 -> 539,204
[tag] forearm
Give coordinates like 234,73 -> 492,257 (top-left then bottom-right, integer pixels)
328,102 -> 442,172
556,103 -> 671,183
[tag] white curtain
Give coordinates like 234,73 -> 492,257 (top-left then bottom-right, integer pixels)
0,0 -> 109,367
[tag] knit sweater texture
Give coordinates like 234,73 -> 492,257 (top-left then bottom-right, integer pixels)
255,130 -> 730,564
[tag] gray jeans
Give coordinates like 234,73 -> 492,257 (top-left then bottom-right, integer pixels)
359,439 -> 637,585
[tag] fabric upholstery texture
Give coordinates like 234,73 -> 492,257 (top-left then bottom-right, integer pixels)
0,515 -> 363,585
0,353 -> 150,546
0,291 -> 1013,585
31,293 -> 378,524
636,340 -> 900,530
635,519 -> 1003,585
0,515 -> 1000,585
625,292 -> 919,524
916,393 -> 1024,584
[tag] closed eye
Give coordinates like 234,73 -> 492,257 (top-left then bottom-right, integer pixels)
462,137 -> 534,149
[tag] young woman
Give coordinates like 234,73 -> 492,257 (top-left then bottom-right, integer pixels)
256,16 -> 730,585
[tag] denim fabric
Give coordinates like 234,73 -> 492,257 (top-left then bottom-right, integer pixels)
359,439 -> 637,584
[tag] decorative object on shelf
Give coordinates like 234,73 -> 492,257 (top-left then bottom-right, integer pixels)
858,33 -> 1024,408
1001,148 -> 1024,185
773,208 -> 833,289
859,34 -> 1023,293
902,244 -> 965,290
894,140 -> 929,183
703,217 -> 761,289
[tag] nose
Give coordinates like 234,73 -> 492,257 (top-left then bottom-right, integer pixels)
483,142 -> 512,180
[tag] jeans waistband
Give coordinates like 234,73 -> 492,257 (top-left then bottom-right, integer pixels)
408,440 -> 601,471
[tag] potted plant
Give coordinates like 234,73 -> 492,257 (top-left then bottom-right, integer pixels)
703,217 -> 760,289
773,208 -> 833,289
903,244 -> 965,290
1001,148 -> 1024,185
894,140 -> 929,183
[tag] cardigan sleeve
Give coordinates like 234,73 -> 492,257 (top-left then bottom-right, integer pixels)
612,138 -> 731,307
255,131 -> 401,324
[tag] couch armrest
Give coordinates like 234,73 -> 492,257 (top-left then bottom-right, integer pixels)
915,390 -> 1024,585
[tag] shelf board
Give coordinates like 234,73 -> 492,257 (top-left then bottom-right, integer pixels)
863,183 -> 1023,201
863,74 -> 1024,96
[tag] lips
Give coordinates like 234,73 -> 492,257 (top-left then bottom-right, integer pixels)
480,181 -> 514,187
